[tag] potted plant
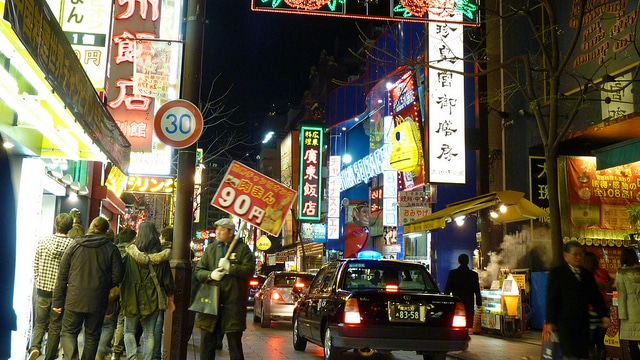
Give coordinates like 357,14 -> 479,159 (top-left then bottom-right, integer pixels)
624,203 -> 640,241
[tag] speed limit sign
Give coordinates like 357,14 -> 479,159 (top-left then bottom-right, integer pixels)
154,99 -> 203,148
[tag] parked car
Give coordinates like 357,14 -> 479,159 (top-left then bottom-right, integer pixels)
247,274 -> 266,308
292,258 -> 469,360
253,271 -> 315,328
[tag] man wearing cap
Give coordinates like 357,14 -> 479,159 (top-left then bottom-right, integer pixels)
194,218 -> 255,360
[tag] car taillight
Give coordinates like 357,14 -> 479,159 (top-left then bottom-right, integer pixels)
344,298 -> 361,324
294,282 -> 305,289
271,291 -> 284,302
385,284 -> 399,293
249,280 -> 259,286
452,302 -> 467,328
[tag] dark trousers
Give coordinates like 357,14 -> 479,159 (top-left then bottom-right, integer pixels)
31,295 -> 64,360
628,340 -> 640,360
199,316 -> 244,360
60,309 -> 106,360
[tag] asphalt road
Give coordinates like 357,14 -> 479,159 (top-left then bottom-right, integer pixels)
184,310 -> 543,360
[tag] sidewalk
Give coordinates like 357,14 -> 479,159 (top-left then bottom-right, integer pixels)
447,330 -> 543,360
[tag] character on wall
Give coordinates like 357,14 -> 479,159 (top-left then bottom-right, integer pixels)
344,202 -> 370,258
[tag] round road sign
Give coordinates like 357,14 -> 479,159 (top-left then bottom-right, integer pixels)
154,99 -> 203,148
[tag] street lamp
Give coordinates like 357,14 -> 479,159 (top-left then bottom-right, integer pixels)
262,131 -> 275,144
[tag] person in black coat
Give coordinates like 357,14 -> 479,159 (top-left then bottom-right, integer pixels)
546,240 -> 611,359
444,253 -> 482,329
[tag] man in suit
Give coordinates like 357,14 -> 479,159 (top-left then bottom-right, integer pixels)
445,253 -> 482,329
546,240 -> 611,360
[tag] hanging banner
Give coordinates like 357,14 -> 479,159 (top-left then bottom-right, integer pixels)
211,161 -> 297,237
133,40 -> 183,99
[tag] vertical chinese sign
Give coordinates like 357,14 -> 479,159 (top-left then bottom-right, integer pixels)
428,14 -> 466,184
327,155 -> 341,239
107,5 -> 157,152
298,126 -> 324,221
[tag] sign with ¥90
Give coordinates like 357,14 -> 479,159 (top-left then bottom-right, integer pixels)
154,99 -> 203,148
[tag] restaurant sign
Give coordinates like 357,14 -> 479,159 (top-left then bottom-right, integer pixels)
298,126 -> 324,221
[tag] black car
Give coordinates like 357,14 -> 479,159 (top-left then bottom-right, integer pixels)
247,274 -> 266,308
292,258 -> 469,360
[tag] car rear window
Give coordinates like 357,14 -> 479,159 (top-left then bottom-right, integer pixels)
343,262 -> 438,293
274,274 -> 314,287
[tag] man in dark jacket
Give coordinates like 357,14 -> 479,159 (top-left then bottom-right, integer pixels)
53,216 -> 123,360
195,218 -> 255,360
546,240 -> 611,360
444,254 -> 482,329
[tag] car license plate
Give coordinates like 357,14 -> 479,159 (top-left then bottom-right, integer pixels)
388,302 -> 426,322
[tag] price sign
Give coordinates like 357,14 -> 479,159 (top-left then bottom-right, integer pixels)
154,99 -> 203,148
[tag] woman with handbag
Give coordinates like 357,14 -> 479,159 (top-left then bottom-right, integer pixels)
119,222 -> 176,360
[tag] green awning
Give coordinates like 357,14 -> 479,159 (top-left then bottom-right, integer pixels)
593,137 -> 640,170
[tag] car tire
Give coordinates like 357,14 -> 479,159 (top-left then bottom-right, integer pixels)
252,305 -> 260,323
260,307 -> 271,328
292,316 -> 307,351
423,353 -> 447,360
323,326 -> 340,360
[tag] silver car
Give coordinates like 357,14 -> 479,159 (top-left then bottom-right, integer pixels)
253,271 -> 315,328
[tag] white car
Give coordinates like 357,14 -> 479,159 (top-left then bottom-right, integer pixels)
253,271 -> 315,328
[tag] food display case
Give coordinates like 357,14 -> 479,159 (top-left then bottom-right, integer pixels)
481,289 -> 502,333
480,272 -> 526,337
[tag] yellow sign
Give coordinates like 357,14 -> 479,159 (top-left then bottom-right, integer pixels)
256,235 -> 271,251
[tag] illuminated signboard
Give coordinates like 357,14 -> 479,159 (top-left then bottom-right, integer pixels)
298,126 -> 324,221
327,155 -> 341,239
46,0 -> 112,91
107,3 -> 158,152
388,71 -> 425,190
251,0 -> 479,25
126,176 -> 175,193
428,13 -> 466,184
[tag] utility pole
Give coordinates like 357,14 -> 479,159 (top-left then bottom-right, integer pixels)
164,0 -> 205,356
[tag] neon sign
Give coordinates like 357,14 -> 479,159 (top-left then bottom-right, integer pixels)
298,126 -> 324,221
252,0 -> 479,25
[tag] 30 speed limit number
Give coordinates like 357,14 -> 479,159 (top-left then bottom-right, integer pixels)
154,99 -> 203,148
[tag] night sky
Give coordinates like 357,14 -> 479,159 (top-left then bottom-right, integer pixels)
200,1 -> 382,159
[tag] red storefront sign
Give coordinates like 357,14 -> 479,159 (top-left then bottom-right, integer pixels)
567,157 -> 640,229
106,0 -> 159,151
211,161 -> 297,237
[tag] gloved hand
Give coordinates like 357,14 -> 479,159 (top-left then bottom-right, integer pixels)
218,258 -> 231,271
210,268 -> 227,281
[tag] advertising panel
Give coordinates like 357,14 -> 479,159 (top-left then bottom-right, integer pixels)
388,71 -> 425,190
211,161 -> 297,237
47,0 -> 112,90
567,156 -> 640,229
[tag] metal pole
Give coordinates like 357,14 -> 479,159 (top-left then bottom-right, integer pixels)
164,0 -> 204,356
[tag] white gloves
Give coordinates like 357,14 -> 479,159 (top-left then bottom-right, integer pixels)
210,268 -> 227,281
218,258 -> 231,271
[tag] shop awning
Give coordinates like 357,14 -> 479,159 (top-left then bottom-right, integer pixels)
404,190 -> 547,233
593,137 -> 640,170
